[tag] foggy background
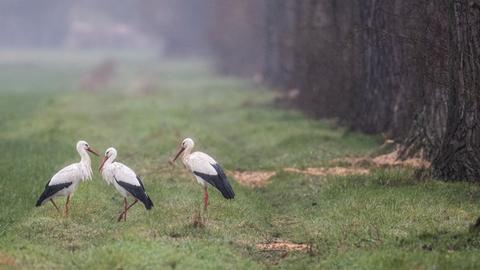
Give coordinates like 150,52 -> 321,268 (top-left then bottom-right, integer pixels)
0,0 -> 213,56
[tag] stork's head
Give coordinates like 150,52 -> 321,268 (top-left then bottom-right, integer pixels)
76,140 -> 99,156
172,138 -> 194,162
99,147 -> 117,172
181,138 -> 195,150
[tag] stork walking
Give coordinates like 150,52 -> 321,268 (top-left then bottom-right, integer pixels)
35,140 -> 99,215
172,138 -> 235,216
99,147 -> 153,222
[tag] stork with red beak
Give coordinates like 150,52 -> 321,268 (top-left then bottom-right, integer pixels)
172,138 -> 235,214
99,147 -> 153,222
35,140 -> 99,215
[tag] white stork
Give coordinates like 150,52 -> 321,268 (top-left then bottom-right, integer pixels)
172,138 -> 235,213
36,140 -> 99,215
99,147 -> 153,222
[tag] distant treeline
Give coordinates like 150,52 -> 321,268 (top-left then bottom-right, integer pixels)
207,0 -> 480,181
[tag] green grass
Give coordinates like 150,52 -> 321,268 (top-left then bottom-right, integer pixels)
1,50 -> 480,269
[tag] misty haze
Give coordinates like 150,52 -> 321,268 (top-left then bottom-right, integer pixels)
1,1 -> 480,269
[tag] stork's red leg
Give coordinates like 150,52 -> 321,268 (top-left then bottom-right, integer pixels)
118,198 -> 128,222
65,195 -> 70,216
118,199 -> 139,222
124,198 -> 127,221
50,199 -> 61,213
204,186 -> 209,212
125,199 -> 138,221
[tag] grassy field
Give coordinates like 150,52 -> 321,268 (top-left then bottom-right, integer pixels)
1,51 -> 480,269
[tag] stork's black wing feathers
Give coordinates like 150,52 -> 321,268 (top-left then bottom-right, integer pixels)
136,175 -> 154,208
136,176 -> 145,190
194,163 -> 235,199
35,181 -> 72,206
114,176 -> 153,209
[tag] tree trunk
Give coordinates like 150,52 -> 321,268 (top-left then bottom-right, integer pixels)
352,0 -> 395,134
432,0 -> 480,180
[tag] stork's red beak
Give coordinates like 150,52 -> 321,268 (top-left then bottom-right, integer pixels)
172,147 -> 185,162
87,147 -> 99,156
99,155 -> 108,172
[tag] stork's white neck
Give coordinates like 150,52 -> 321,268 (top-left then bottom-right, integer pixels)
79,149 -> 90,164
102,155 -> 116,169
182,146 -> 192,160
78,148 -> 93,180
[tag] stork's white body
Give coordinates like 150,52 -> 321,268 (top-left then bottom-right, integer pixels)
36,140 -> 98,214
173,138 -> 235,215
48,162 -> 93,198
101,161 -> 141,198
99,147 -> 153,222
183,151 -> 218,186
38,143 -> 93,203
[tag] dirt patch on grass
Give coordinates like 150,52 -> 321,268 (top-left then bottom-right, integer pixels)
234,150 -> 427,188
372,150 -> 430,168
0,252 -> 16,266
284,167 -> 369,176
331,150 -> 430,169
233,166 -> 369,188
331,156 -> 374,167
232,171 -> 277,188
256,239 -> 310,251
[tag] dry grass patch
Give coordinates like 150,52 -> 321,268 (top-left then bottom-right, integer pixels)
233,166 -> 370,188
283,167 -> 369,176
232,149 -> 429,189
372,150 -> 430,168
331,149 -> 430,169
232,171 -> 277,188
0,252 -> 16,266
256,239 -> 310,251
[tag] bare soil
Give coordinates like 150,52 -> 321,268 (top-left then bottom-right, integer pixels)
0,252 -> 15,266
256,239 -> 310,251
372,150 -> 430,168
232,171 -> 277,188
283,167 -> 370,176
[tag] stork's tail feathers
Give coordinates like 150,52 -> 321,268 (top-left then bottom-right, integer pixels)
135,176 -> 153,210
35,196 -> 46,207
143,193 -> 154,210
211,163 -> 235,199
219,180 -> 235,199
198,163 -> 235,199
35,182 -> 72,207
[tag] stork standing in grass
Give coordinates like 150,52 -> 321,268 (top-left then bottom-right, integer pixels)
99,147 -> 153,222
171,138 -> 235,216
36,140 -> 99,215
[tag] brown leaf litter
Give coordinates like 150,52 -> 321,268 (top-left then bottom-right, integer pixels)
0,252 -> 16,266
331,148 -> 430,169
283,167 -> 369,176
256,239 -> 310,251
232,171 -> 277,188
232,147 -> 429,188
371,150 -> 430,168
232,166 -> 369,188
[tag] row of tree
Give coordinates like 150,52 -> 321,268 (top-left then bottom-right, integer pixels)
207,0 -> 480,181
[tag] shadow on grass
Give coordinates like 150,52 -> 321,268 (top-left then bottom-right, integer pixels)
166,222 -> 213,240
399,229 -> 480,252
